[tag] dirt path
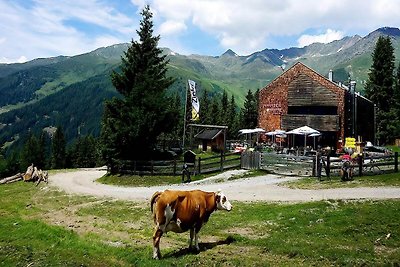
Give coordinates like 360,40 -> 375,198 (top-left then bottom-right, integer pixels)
49,168 -> 400,202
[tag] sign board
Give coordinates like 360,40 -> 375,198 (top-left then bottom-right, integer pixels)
345,137 -> 356,148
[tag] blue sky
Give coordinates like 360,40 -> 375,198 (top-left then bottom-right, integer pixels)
1,0 -> 400,63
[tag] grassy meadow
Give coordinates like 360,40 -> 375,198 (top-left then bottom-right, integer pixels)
1,179 -> 400,266
284,172 -> 400,189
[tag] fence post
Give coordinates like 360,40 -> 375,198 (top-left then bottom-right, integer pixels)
395,152 -> 399,172
312,154 -> 316,177
151,160 -> 154,176
173,160 -> 177,176
358,155 -> 363,177
326,155 -> 330,178
220,151 -> 224,171
198,157 -> 201,174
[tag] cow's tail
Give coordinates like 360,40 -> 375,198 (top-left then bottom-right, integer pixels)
150,191 -> 162,213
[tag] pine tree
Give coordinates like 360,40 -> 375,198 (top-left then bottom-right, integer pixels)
227,95 -> 239,139
393,61 -> 400,138
169,93 -> 183,140
37,132 -> 47,169
21,134 -> 42,169
210,96 -> 221,125
51,126 -> 66,169
241,90 -> 258,129
0,149 -> 7,178
255,88 -> 260,112
220,90 -> 229,124
6,151 -> 20,175
200,89 -> 212,125
100,5 -> 177,165
365,36 -> 396,144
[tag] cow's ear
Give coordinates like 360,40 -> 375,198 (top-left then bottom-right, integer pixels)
215,194 -> 221,203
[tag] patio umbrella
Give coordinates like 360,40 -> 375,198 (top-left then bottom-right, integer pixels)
238,128 -> 266,135
309,133 -> 322,149
287,126 -> 320,149
238,128 -> 266,147
266,129 -> 286,145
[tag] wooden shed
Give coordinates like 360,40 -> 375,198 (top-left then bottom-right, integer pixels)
258,62 -> 375,150
194,129 -> 225,152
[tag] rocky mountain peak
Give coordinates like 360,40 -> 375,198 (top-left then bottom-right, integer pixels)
375,27 -> 400,36
221,49 -> 238,57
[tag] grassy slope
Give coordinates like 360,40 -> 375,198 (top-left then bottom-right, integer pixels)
284,172 -> 400,189
1,181 -> 400,266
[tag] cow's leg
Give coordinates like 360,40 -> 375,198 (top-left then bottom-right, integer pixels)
152,227 -> 163,259
189,228 -> 194,250
194,228 -> 201,251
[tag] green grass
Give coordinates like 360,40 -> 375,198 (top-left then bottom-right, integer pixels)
97,173 -> 183,187
1,181 -> 400,266
388,145 -> 400,153
97,171 -> 223,187
283,172 -> 400,189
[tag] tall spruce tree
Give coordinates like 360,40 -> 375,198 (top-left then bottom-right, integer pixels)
227,95 -> 239,139
101,5 -> 176,165
394,61 -> 400,138
51,126 -> 66,169
21,134 -> 40,169
241,90 -> 258,129
220,90 -> 229,124
210,96 -> 221,125
365,36 -> 396,144
200,89 -> 212,125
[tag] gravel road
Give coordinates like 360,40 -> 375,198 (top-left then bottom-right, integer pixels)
49,168 -> 400,202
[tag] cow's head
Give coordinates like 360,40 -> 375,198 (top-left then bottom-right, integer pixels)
215,190 -> 232,211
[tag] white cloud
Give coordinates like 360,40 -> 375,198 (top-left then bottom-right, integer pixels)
2,0 -> 400,62
0,56 -> 28,64
143,0 -> 400,55
93,35 -> 126,49
297,29 -> 344,47
159,20 -> 187,35
0,0 -> 137,63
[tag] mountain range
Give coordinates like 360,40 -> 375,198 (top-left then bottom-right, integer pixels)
1,27 -> 400,150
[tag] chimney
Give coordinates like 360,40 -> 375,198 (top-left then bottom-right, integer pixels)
350,81 -> 356,93
328,69 -> 333,81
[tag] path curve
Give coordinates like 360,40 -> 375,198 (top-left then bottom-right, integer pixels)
49,168 -> 400,202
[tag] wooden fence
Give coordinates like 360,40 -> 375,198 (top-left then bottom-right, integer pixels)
316,152 -> 399,179
245,151 -> 399,178
109,159 -> 180,176
109,152 -> 241,176
196,152 -> 241,174
260,152 -> 314,176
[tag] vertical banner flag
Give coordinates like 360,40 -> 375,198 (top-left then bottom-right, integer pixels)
188,79 -> 200,121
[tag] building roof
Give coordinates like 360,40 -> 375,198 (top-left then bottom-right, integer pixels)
195,129 -> 223,140
262,62 -> 373,103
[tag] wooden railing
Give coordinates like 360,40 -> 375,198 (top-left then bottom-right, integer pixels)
315,152 -> 399,179
196,152 -> 241,174
108,152 -> 241,176
250,151 -> 399,178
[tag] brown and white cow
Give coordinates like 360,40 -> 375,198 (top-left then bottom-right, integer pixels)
150,189 -> 232,259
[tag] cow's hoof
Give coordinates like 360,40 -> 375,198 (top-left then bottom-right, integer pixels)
153,251 -> 161,259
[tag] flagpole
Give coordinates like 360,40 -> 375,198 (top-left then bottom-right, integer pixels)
182,80 -> 188,150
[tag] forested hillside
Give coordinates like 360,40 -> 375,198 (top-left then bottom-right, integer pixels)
1,27 -> 400,152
